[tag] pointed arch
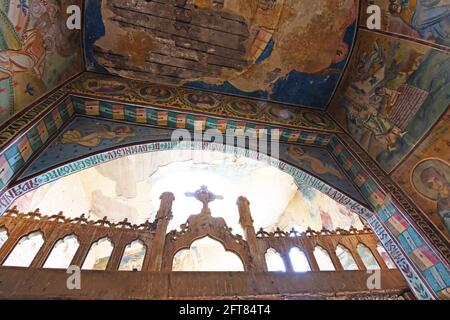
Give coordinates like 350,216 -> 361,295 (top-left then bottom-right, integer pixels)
5,141 -> 370,222
313,245 -> 335,271
119,239 -> 146,271
43,234 -> 80,269
335,244 -> 358,270
289,247 -> 311,272
357,243 -> 380,270
172,236 -> 244,272
82,237 -> 114,270
3,231 -> 45,267
265,248 -> 286,272
0,227 -> 8,250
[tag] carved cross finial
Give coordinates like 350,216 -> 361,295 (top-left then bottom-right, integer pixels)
185,185 -> 223,214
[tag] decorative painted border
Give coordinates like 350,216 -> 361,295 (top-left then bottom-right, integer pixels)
71,96 -> 332,146
328,136 -> 450,300
0,89 -> 68,148
333,133 -> 450,262
0,98 -> 75,190
66,72 -> 342,132
0,93 -> 334,205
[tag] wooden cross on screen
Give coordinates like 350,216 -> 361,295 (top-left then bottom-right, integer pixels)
185,185 -> 224,214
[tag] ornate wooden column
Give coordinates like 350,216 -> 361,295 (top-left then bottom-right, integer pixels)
322,242 -> 344,271
29,229 -> 61,268
237,196 -> 266,272
106,236 -> 127,271
145,192 -> 174,272
0,236 -> 20,265
303,241 -> 320,272
69,225 -> 100,268
70,240 -> 93,268
351,245 -> 368,271
280,251 -> 294,273
368,244 -> 389,270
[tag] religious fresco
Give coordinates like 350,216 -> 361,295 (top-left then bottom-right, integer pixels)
66,72 -> 341,132
329,136 -> 450,299
391,110 -> 450,239
328,29 -> 450,173
83,0 -> 358,109
272,184 -> 364,232
360,0 -> 450,48
0,0 -> 83,125
14,112 -> 363,208
19,116 -> 174,179
279,144 -> 366,204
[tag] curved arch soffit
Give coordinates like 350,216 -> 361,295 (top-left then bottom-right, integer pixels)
1,141 -> 373,218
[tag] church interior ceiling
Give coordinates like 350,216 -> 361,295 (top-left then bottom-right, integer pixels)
0,0 -> 449,299
359,0 -> 450,49
66,72 -> 342,132
16,115 -> 366,205
83,0 -> 359,109
328,18 -> 450,243
0,0 -> 83,124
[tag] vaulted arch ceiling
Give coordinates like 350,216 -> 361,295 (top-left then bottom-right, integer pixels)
84,0 -> 359,108
0,0 -> 449,300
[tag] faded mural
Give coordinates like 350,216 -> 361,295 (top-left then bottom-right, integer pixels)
391,109 -> 450,239
0,0 -> 83,124
19,116 -> 173,179
65,73 -> 341,131
279,144 -> 365,204
84,0 -> 358,109
18,116 -> 364,205
11,149 -> 364,237
360,0 -> 450,48
329,29 -> 449,173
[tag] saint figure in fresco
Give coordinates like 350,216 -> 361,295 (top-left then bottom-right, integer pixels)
0,29 -> 47,81
348,101 -> 405,153
389,0 -> 450,46
141,86 -> 172,100
413,159 -> 450,233
61,125 -> 135,147
419,166 -> 450,232
187,93 -> 216,110
285,146 -> 344,179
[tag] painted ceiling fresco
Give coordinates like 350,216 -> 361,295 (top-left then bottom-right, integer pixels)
328,27 -> 449,243
19,116 -> 174,178
17,116 -> 366,205
360,0 -> 450,48
329,29 -> 449,173
83,0 -> 358,109
0,0 -> 83,125
66,72 -> 342,132
279,144 -> 365,203
391,109 -> 450,239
